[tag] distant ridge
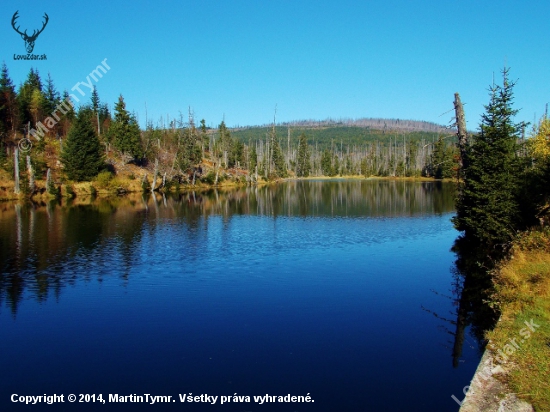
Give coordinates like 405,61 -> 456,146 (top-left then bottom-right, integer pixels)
232,118 -> 452,134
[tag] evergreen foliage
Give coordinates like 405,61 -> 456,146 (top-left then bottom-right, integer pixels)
231,125 -> 441,151
178,116 -> 202,171
429,136 -> 456,179
0,63 -> 17,135
18,68 -> 43,127
321,149 -> 335,176
200,119 -> 208,151
109,95 -> 143,161
91,87 -> 100,113
453,69 -> 524,248
218,120 -> 232,167
44,73 -> 60,115
270,129 -> 287,177
296,133 -> 311,177
230,139 -> 244,168
60,107 -> 104,181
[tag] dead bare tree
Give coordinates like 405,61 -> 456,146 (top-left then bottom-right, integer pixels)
14,148 -> 20,194
454,93 -> 468,172
151,158 -> 159,192
26,155 -> 35,193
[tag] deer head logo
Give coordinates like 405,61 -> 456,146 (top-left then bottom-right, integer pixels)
11,11 -> 49,53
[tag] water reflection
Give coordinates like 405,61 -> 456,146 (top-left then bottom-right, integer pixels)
447,236 -> 499,367
2,179 -> 481,411
0,180 -> 455,315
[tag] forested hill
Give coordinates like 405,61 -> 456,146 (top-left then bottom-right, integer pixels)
230,118 -> 452,150
284,118 -> 448,133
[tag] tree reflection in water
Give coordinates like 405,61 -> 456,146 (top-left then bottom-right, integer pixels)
0,180 -> 455,316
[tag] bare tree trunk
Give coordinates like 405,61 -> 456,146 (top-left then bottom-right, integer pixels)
46,168 -> 52,194
14,148 -> 20,194
454,93 -> 468,172
26,155 -> 35,194
151,158 -> 159,192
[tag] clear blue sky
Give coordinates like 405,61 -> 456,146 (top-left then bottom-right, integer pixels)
1,0 -> 549,130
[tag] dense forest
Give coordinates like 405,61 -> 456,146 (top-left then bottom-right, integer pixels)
0,63 -> 460,197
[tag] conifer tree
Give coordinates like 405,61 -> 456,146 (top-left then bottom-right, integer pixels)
60,107 -> 104,181
218,120 -> 232,167
18,68 -> 43,126
200,119 -> 208,151
0,63 -> 18,135
58,90 -> 76,136
333,154 -> 341,176
430,136 -> 455,179
178,113 -> 202,172
270,129 -> 287,177
91,86 -> 100,113
43,73 -> 60,115
453,68 -> 524,247
29,88 -> 45,125
109,95 -> 143,161
89,87 -> 102,136
321,149 -> 334,176
296,133 -> 311,177
230,139 -> 244,168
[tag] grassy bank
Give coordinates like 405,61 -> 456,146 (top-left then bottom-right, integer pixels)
0,161 -> 254,201
486,228 -> 550,410
0,165 -> 448,202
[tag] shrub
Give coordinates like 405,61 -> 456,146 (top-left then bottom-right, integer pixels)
201,171 -> 216,185
95,171 -> 113,188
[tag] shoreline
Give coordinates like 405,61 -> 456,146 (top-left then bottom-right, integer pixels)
0,175 -> 453,202
459,228 -> 550,411
458,345 -> 534,412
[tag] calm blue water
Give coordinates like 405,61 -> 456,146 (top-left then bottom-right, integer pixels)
0,180 -> 482,411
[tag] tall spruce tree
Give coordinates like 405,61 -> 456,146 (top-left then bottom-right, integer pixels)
321,149 -> 334,176
91,86 -> 100,113
43,73 -> 60,115
218,120 -> 232,166
453,68 -> 524,248
178,114 -> 202,172
200,119 -> 208,151
296,133 -> 311,177
270,128 -> 287,177
60,107 -> 104,181
0,63 -> 18,135
109,95 -> 143,161
230,139 -> 244,168
18,68 -> 43,127
430,136 -> 455,179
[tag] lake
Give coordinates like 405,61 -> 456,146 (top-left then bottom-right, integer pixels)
0,179 -> 482,411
